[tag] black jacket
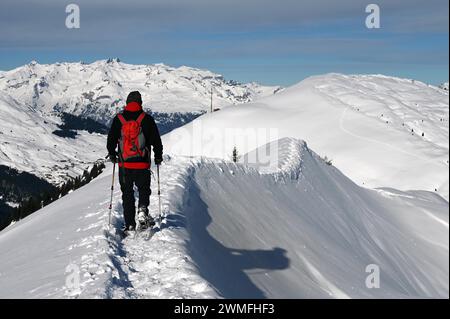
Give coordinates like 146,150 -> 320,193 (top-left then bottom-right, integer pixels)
107,106 -> 163,164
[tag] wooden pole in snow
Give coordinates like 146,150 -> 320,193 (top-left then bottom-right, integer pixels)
210,87 -> 213,113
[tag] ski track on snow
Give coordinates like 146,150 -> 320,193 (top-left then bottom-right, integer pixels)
338,108 -> 443,167
99,158 -> 217,299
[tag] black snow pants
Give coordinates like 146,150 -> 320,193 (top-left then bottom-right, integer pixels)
119,168 -> 151,228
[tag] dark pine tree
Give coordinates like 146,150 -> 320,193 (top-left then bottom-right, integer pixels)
232,146 -> 239,163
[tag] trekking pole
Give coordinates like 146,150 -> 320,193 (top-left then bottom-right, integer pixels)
157,164 -> 162,226
108,162 -> 116,227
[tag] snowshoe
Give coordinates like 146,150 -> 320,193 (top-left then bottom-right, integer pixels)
137,207 -> 155,230
135,207 -> 156,240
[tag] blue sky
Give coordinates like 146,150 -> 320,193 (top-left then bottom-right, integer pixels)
0,0 -> 448,86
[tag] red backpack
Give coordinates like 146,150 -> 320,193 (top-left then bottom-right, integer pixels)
118,113 -> 147,161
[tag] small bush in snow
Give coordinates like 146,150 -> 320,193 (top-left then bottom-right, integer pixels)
232,146 -> 240,163
322,156 -> 333,166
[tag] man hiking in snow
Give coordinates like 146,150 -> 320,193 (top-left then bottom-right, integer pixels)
107,91 -> 163,234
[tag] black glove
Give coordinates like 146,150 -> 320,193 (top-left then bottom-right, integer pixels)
109,152 -> 118,163
154,157 -> 163,166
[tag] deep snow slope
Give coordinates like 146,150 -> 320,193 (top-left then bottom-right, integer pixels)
164,74 -> 449,199
0,139 -> 447,298
182,138 -> 448,298
0,59 -> 280,124
0,91 -> 105,184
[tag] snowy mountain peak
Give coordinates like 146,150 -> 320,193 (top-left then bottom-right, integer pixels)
106,58 -> 121,64
296,73 -> 446,91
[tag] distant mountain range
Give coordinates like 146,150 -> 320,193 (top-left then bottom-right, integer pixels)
0,59 -> 281,124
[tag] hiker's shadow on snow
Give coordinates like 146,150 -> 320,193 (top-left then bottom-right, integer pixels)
171,179 -> 290,299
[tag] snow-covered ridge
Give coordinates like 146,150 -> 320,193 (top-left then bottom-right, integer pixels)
0,59 -> 281,124
0,139 -> 447,298
183,140 -> 448,298
164,73 -> 449,199
242,137 -> 308,180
